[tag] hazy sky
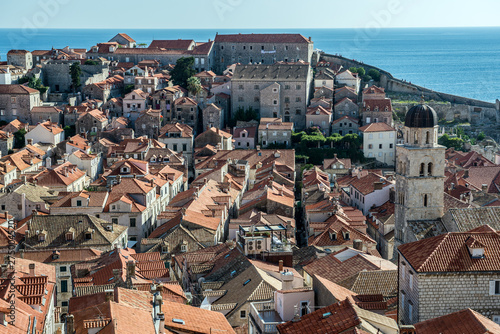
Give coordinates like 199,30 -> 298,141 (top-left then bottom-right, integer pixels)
1,0 -> 499,29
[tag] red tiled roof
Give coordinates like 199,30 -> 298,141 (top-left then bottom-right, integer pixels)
276,299 -> 361,334
362,98 -> 392,112
414,308 -> 500,334
359,122 -> 395,132
214,33 -> 310,44
149,39 -> 195,50
349,172 -> 392,196
398,230 -> 500,273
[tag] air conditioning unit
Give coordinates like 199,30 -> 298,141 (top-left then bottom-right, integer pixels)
257,245 -> 262,250
248,241 -> 253,246
248,246 -> 253,251
257,240 -> 262,245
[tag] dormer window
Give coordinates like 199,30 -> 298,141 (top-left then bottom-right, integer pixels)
65,229 -> 75,241
343,231 -> 350,240
121,167 -> 130,174
466,236 -> 485,259
85,228 -> 94,240
38,231 -> 46,242
329,232 -> 337,241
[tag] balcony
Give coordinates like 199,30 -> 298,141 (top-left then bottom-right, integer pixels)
249,301 -> 284,334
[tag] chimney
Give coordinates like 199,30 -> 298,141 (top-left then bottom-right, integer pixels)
4,211 -> 8,220
278,260 -> 283,272
353,239 -> 364,251
280,270 -> 294,291
116,175 -> 122,184
112,268 -> 121,283
464,169 -> 469,178
482,184 -> 488,192
157,312 -> 165,334
67,314 -> 75,334
29,263 -> 35,276
27,138 -> 33,145
150,179 -> 155,188
126,260 -> 136,278
105,289 -> 114,302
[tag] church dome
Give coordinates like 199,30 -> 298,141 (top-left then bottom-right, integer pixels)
404,103 -> 438,128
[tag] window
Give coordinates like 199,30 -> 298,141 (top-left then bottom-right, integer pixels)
181,244 -> 187,252
296,97 -> 301,102
368,134 -> 373,139
61,280 -> 68,293
379,133 -> 383,139
423,194 -> 428,207
238,96 -> 244,102
428,163 -> 433,176
273,100 -> 278,105
401,291 -> 406,311
240,310 -> 246,318
11,97 -> 16,104
296,85 -> 301,90
76,200 -> 82,207
254,84 -> 259,90
112,218 -> 118,224
409,271 -> 414,290
85,232 -> 92,240
284,97 -> 290,103
254,96 -> 259,102
368,144 -> 373,149
408,302 -> 414,322
60,266 -> 67,272
420,163 -> 425,177
285,85 -> 290,90
130,218 -> 136,227
490,281 -> 500,295
173,144 -> 178,151
389,143 -> 393,149
62,301 -> 69,307
238,84 -> 244,90
379,144 -> 383,149
182,143 -> 187,151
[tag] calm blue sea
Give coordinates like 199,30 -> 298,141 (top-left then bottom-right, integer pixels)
0,27 -> 499,102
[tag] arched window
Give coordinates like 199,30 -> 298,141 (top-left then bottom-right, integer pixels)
428,163 -> 433,176
426,131 -> 430,144
414,132 -> 418,144
420,163 -> 425,176
424,194 -> 428,207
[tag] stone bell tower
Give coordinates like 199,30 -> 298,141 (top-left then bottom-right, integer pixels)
394,101 -> 445,247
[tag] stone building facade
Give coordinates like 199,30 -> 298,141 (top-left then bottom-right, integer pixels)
231,62 -> 313,129
334,97 -> 359,120
0,84 -> 41,123
202,103 -> 224,130
173,97 -> 198,130
398,231 -> 500,325
213,33 -> 314,73
135,109 -> 162,138
7,50 -> 33,70
76,109 -> 109,141
42,60 -> 109,93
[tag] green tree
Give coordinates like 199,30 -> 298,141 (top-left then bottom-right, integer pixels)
477,131 -> 486,141
438,133 -> 465,150
27,76 -> 48,95
124,84 -> 134,95
84,60 -> 98,65
170,57 -> 196,87
186,76 -> 202,96
70,62 -> 82,92
14,129 -> 26,149
137,43 -> 147,48
368,69 -> 381,81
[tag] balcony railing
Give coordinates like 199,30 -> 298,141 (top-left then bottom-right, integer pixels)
249,301 -> 283,334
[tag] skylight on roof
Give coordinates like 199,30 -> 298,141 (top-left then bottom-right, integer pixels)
231,270 -> 236,276
172,318 -> 185,325
243,279 -> 251,286
224,254 -> 230,259
108,277 -> 114,281
322,312 -> 332,318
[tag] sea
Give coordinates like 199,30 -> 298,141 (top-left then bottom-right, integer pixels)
0,27 -> 499,102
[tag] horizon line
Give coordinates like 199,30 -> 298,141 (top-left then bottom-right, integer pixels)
1,26 -> 500,30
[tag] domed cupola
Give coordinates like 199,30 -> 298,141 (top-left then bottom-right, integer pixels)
404,100 -> 438,128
